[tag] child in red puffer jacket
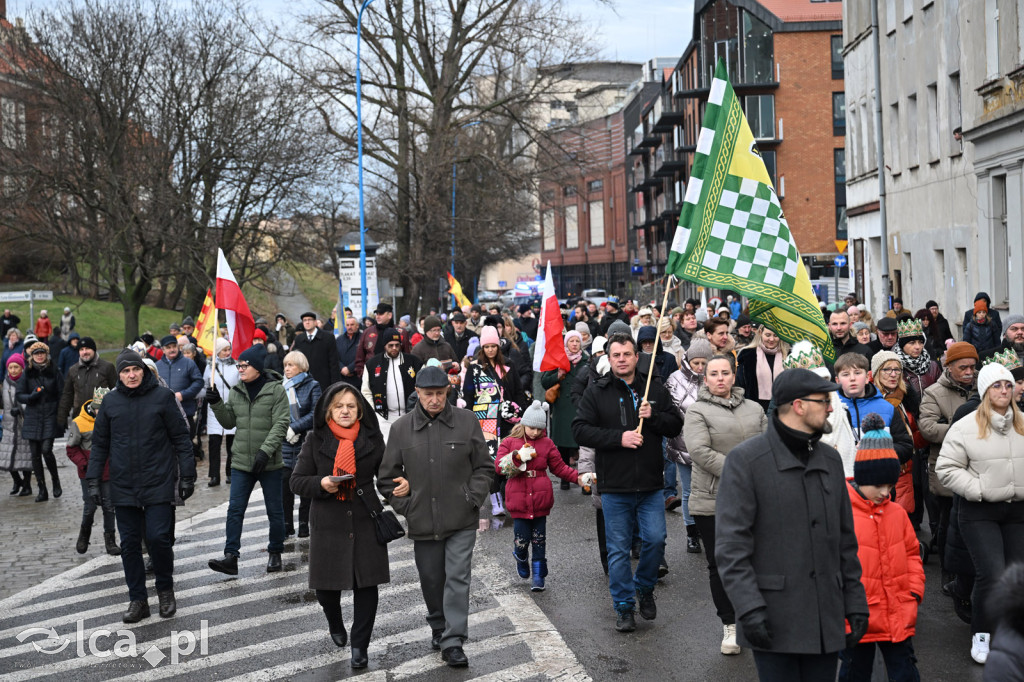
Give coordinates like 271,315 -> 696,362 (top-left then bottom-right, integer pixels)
840,414 -> 924,681
497,401 -> 593,592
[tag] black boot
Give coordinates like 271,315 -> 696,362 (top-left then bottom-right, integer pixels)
158,590 -> 176,618
350,647 -> 368,669
685,524 -> 701,553
52,476 -> 62,498
122,600 -> 151,623
104,532 -> 121,556
267,552 -> 282,572
298,523 -> 309,538
9,473 -> 22,495
35,484 -> 48,502
18,478 -> 32,496
209,553 -> 239,575
76,524 -> 91,554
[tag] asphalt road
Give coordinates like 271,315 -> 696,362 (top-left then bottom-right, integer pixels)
0,463 -> 984,681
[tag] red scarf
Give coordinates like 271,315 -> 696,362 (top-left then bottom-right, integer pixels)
327,419 -> 360,501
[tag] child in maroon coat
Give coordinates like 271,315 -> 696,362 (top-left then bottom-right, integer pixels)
497,401 -> 595,591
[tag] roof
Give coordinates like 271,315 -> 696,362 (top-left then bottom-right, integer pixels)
759,0 -> 843,23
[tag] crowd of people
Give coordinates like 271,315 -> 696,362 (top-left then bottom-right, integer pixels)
1,289 -> 1023,680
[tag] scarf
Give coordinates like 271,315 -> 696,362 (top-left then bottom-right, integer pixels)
897,346 -> 932,376
564,331 -> 583,364
283,371 -> 308,421
327,418 -> 360,501
755,345 -> 783,402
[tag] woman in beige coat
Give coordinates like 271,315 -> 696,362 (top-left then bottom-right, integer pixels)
683,354 -> 767,656
936,362 -> 1024,664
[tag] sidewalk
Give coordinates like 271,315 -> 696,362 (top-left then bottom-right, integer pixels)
0,441 -> 229,599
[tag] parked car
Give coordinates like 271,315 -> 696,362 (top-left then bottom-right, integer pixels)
580,288 -> 609,307
477,289 -> 500,303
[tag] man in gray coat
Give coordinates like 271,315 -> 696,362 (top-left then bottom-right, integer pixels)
716,368 -> 868,681
378,365 -> 492,669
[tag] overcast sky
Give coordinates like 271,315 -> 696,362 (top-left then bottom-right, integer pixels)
10,0 -> 695,64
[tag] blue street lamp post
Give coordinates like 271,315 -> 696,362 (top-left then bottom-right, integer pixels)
355,0 -> 378,319
451,120 -> 483,310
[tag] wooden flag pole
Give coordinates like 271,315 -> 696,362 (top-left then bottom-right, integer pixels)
636,274 -> 675,433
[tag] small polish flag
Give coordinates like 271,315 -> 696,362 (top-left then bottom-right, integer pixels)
533,261 -> 570,373
215,249 -> 255,359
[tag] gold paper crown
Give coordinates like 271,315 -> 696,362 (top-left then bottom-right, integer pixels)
897,317 -> 924,339
984,349 -> 1024,371
783,340 -> 825,370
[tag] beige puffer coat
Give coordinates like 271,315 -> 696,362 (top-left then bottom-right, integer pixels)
918,371 -> 974,497
684,385 -> 767,516
936,409 -> 1024,503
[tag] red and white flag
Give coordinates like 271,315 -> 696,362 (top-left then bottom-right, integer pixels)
215,248 -> 255,359
533,261 -> 570,373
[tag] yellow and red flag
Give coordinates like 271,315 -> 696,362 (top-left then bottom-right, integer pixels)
195,288 -> 217,357
447,272 -> 472,309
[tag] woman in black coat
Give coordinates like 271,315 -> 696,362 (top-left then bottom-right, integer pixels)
289,382 -> 388,669
16,341 -> 64,501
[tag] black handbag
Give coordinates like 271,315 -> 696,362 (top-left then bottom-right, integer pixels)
356,486 -> 406,544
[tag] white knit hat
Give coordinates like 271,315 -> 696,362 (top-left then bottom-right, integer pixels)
978,363 -> 1015,400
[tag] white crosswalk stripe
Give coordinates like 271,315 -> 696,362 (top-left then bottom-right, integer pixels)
0,491 -> 591,680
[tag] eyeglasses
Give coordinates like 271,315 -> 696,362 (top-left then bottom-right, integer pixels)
796,398 -> 830,405
879,368 -> 902,375
236,363 -> 250,370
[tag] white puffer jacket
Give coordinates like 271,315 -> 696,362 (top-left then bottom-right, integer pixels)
937,409 -> 1024,503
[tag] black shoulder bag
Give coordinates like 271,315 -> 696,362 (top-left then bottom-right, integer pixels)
356,485 -> 406,544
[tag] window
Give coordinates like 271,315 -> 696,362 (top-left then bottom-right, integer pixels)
949,72 -> 962,153
741,11 -> 774,84
985,0 -> 998,79
563,185 -> 577,198
836,206 -> 848,240
745,95 -> 775,139
1,99 -> 25,149
834,148 -> 846,185
565,205 -> 579,249
589,200 -> 605,247
832,93 -> 846,135
761,150 -> 777,188
888,103 -> 900,172
587,179 -> 603,193
992,175 -> 1009,306
906,94 -> 918,167
542,209 -> 555,251
926,83 -> 939,162
830,35 -> 843,79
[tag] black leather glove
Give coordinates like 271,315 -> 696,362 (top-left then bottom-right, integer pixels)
739,607 -> 773,650
846,613 -> 869,648
204,386 -> 221,404
179,477 -> 195,501
251,450 -> 269,475
86,478 -> 102,506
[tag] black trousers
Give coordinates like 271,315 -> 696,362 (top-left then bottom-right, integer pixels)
693,514 -> 735,625
208,434 -> 234,481
753,651 -> 838,682
316,586 -> 379,649
116,503 -> 175,601
280,466 -> 310,527
29,438 -> 59,490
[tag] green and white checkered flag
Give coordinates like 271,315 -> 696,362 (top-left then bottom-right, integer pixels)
666,59 -> 834,361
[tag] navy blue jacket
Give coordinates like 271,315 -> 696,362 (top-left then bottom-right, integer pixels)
281,373 -> 322,468
336,330 -> 362,385
157,353 -> 204,417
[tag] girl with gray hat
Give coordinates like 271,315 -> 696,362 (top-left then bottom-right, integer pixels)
496,401 -> 594,591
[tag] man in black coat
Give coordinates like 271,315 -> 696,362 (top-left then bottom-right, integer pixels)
715,369 -> 868,680
354,302 -> 412,377
868,316 -> 900,356
442,312 -> 477,362
336,315 -> 363,386
57,336 -> 117,423
291,311 -> 341,392
87,349 -> 196,624
0,308 -> 19,339
572,333 -> 683,633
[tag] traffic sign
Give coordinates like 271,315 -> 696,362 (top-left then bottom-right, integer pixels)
834,256 -> 847,268
0,290 -> 53,302
834,239 -> 848,253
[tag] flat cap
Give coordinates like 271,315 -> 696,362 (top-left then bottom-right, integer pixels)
876,317 -> 898,332
415,365 -> 449,388
451,311 -> 467,322
773,368 -> 839,405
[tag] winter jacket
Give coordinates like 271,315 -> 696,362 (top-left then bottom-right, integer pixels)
540,352 -> 590,448
292,329 -> 342,395
715,417 -> 868,654
354,323 -> 410,377
902,361 -> 941,400
209,371 -> 290,473
157,354 -> 204,417
289,384 -> 389,591
937,408 -> 1024,503
736,346 -> 786,411
462,360 -> 526,438
0,312 -> 20,339
362,352 -> 421,420
846,481 -> 924,644
964,318 -> 1002,355
501,337 -> 533,393
15,361 -> 64,441
443,326 -> 478,362
918,371 -> 974,497
33,317 -> 52,340
87,370 -> 196,506
57,332 -> 80,377
838,384 -> 914,464
571,368 -> 683,494
411,336 -> 456,366
497,434 -> 578,519
659,334 -> 684,364
2,340 -> 23,379
335,329 -> 362,384
665,362 -> 702,465
684,385 -> 767,516
66,401 -> 109,481
58,356 -> 117,423
985,566 -> 1024,682
281,372 -> 322,468
203,358 -> 239,436
378,402 -> 494,541
0,376 -> 31,473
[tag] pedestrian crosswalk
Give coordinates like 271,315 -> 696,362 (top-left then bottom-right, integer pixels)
0,491 -> 591,681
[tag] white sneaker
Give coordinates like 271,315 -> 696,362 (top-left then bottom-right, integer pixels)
971,632 -> 990,664
721,623 -> 741,655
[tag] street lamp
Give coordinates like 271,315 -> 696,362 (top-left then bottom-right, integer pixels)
355,0 -> 378,319
451,120 -> 483,310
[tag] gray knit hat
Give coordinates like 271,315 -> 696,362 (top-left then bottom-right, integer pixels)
520,400 -> 548,430
575,322 -> 590,336
607,320 -> 631,337
852,321 -> 870,334
686,338 -> 714,362
1004,313 -> 1024,338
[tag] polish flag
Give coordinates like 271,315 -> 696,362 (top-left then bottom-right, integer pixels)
533,261 -> 570,373
215,249 -> 255,359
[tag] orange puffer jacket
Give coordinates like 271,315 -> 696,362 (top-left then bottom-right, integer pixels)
845,481 -> 925,643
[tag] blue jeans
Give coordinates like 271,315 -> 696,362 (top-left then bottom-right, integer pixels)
602,490 -> 666,610
839,638 -> 919,682
224,468 -> 285,556
513,517 -> 547,562
663,460 -> 695,526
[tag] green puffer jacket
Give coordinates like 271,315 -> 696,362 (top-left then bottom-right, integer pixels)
210,371 -> 290,473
